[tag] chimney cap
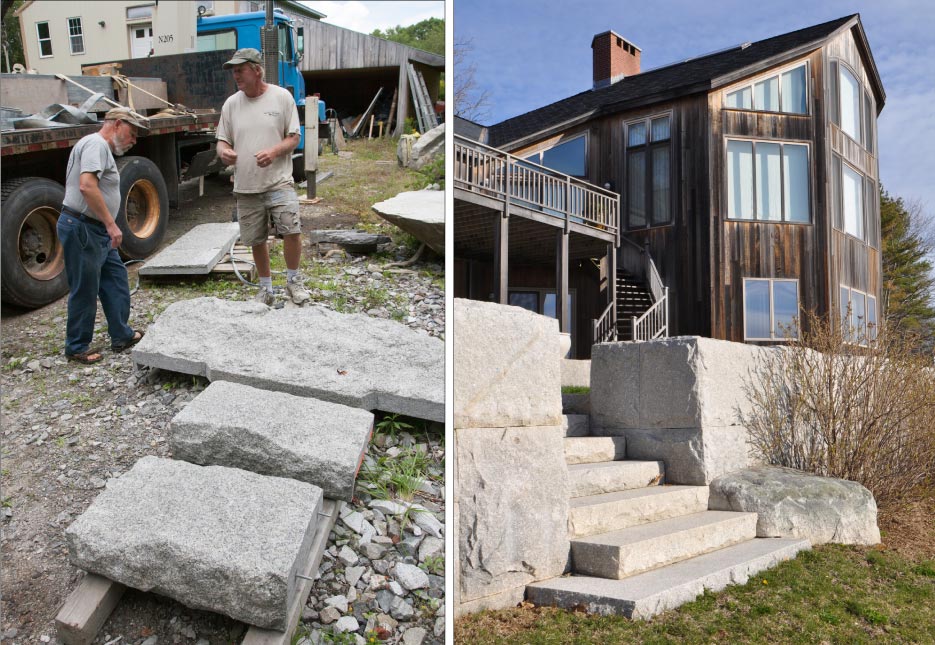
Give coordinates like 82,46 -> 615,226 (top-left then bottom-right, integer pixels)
591,30 -> 642,52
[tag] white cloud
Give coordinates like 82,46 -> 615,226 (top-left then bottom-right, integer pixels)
299,1 -> 443,34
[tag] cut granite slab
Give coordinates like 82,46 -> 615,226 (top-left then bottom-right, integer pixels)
170,380 -> 373,500
372,190 -> 444,254
139,223 -> 241,276
309,230 -> 391,254
65,456 -> 323,630
133,297 -> 444,422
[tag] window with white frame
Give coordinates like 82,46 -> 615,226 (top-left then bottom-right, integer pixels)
126,5 -> 154,20
524,134 -> 587,178
832,60 -> 875,152
832,154 -> 879,246
68,17 -> 84,55
726,139 -> 809,222
725,62 -> 808,114
744,278 -> 799,341
626,114 -> 671,229
36,22 -> 52,57
840,285 -> 877,344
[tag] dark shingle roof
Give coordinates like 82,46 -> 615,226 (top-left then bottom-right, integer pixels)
488,15 -> 877,149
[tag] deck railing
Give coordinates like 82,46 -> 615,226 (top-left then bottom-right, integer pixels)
454,134 -> 619,237
593,300 -> 617,344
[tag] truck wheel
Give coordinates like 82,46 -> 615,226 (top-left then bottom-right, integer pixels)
115,156 -> 169,260
0,177 -> 69,309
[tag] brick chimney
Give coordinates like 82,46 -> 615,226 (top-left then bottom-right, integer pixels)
592,30 -> 641,89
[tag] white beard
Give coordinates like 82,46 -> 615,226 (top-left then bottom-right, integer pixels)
113,140 -> 131,156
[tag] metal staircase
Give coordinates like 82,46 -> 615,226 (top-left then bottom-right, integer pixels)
616,271 -> 655,340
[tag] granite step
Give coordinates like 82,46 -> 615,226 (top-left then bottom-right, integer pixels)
562,414 -> 590,437
571,510 -> 758,579
564,437 -> 626,465
568,485 -> 709,538
527,537 -> 810,619
567,460 -> 664,498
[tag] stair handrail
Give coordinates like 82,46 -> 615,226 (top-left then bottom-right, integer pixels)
632,286 -> 669,341
593,299 -> 617,344
645,254 -> 664,303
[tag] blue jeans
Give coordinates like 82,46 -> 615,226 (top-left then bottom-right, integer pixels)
57,213 -> 134,355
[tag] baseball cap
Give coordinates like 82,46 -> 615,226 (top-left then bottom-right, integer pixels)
223,48 -> 263,68
104,107 -> 150,135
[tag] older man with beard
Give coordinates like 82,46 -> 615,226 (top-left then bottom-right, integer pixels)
57,107 -> 149,364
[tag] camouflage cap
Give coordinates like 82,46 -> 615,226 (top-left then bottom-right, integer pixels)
222,48 -> 263,68
104,107 -> 150,134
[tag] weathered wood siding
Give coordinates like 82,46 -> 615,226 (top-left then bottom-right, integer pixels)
301,20 -> 442,71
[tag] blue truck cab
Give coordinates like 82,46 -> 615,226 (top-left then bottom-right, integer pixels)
196,9 -> 313,150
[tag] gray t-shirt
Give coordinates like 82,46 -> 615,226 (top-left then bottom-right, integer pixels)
63,133 -> 120,223
217,84 -> 300,194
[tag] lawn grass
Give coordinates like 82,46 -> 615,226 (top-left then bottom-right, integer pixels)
455,545 -> 935,644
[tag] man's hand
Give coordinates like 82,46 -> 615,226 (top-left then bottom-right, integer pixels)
218,146 -> 238,166
254,147 -> 277,168
105,222 -> 123,249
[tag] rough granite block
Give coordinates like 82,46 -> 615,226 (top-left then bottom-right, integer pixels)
65,457 -> 323,630
170,380 -> 373,500
132,297 -> 444,422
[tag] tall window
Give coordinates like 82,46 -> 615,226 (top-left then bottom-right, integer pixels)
744,278 -> 799,341
726,139 -> 809,222
832,154 -> 879,246
725,62 -> 808,114
524,134 -> 587,177
36,22 -> 52,57
840,285 -> 877,344
832,61 -> 875,152
626,114 -> 670,228
68,17 -> 84,55
839,66 -> 861,142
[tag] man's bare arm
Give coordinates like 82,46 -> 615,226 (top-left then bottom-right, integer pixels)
217,140 -> 238,166
254,133 -> 300,168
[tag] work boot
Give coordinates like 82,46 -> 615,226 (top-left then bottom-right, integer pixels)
285,279 -> 311,305
254,287 -> 275,306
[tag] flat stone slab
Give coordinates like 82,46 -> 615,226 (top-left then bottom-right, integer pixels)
527,537 -> 809,618
139,223 -> 240,276
309,229 -> 391,254
567,460 -> 664,498
170,381 -> 373,501
65,456 -> 323,630
133,298 -> 444,422
709,466 -> 881,545
372,190 -> 444,254
568,485 -> 710,538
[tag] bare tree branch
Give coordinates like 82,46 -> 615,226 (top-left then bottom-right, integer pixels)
453,36 -> 491,123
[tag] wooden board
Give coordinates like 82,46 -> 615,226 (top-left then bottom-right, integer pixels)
55,574 -> 126,645
54,499 -> 342,645
242,499 -> 342,645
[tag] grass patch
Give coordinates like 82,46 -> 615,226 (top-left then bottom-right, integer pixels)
455,545 -> 935,644
562,385 -> 590,394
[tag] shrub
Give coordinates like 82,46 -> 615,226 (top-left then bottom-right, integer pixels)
742,310 -> 935,514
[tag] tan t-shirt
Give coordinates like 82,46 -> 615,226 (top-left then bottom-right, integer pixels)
217,84 -> 301,193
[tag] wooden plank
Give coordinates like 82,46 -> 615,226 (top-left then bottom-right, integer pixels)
55,574 -> 126,645
242,499 -> 343,645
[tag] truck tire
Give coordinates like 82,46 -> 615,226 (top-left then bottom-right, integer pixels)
292,153 -> 306,184
0,177 -> 69,309
115,156 -> 169,260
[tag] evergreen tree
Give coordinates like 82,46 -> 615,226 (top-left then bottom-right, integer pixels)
880,188 -> 935,339
372,17 -> 444,56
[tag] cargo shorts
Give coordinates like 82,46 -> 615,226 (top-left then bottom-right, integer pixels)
234,188 -> 301,246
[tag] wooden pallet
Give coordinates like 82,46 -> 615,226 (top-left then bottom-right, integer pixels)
55,499 -> 342,645
210,243 -> 257,280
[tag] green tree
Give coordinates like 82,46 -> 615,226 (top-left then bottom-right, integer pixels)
1,0 -> 25,73
880,188 -> 935,338
372,17 -> 444,56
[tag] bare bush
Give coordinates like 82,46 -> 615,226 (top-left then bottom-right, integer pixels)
743,311 -> 935,513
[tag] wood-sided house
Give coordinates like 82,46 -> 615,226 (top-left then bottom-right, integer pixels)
453,14 -> 884,358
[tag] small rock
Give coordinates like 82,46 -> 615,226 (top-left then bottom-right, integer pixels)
319,606 -> 341,624
27,359 -> 41,371
301,606 -> 318,622
394,562 -> 429,590
345,565 -> 366,587
180,625 -> 196,639
411,508 -> 443,538
141,637 -> 158,645
324,594 -> 348,613
337,545 -> 358,566
389,596 -> 415,621
362,542 -> 386,560
375,589 -> 395,613
389,581 -> 405,596
39,635 -> 51,643
369,499 -> 409,516
89,476 -> 107,489
434,616 -> 445,638
333,616 -> 359,634
418,536 -> 443,562
402,627 -> 427,645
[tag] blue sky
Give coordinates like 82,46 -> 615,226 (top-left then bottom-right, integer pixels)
454,0 -> 935,216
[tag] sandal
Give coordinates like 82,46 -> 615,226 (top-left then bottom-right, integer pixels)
112,330 -> 145,353
66,348 -> 104,364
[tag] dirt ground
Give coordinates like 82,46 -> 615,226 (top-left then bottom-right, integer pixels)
0,165 -> 444,644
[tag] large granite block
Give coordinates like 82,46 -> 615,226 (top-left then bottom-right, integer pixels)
454,299 -> 562,428
457,426 -> 570,605
139,223 -> 240,276
133,298 -> 444,422
709,466 -> 881,545
65,457 -> 323,630
592,337 -> 767,430
623,426 -> 752,485
170,381 -> 373,500
372,189 -> 444,254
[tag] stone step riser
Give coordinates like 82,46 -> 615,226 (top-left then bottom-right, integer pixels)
571,511 -> 758,579
526,537 -> 810,619
562,414 -> 590,437
568,461 -> 664,498
568,486 -> 709,538
564,437 -> 626,465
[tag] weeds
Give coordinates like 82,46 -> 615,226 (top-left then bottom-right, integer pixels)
562,385 -> 590,394
421,554 -> 444,576
375,413 -> 415,438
